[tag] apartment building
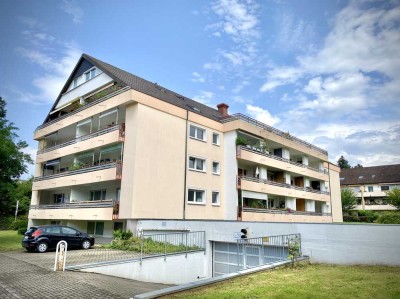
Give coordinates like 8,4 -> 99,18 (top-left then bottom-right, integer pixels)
340,165 -> 400,211
29,54 -> 342,237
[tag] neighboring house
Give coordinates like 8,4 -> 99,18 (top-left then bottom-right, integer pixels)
29,54 -> 342,238
340,164 -> 400,211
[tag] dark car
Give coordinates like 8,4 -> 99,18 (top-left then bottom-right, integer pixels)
22,225 -> 95,253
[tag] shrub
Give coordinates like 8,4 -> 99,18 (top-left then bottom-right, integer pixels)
9,218 -> 28,234
376,212 -> 400,224
0,216 -> 15,230
235,137 -> 247,146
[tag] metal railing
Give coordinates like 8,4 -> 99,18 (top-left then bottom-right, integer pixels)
222,113 -> 328,155
140,231 -> 206,262
238,175 -> 330,195
238,145 -> 328,174
236,233 -> 301,271
242,207 -> 332,216
37,123 -> 124,154
35,85 -> 130,131
33,161 -> 121,182
30,199 -> 114,210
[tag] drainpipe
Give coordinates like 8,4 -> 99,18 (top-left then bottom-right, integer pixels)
183,110 -> 189,220
328,163 -> 333,218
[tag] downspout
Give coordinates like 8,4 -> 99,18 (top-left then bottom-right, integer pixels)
183,110 -> 189,219
328,163 -> 333,219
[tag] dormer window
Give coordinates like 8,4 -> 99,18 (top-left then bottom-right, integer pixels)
73,78 -> 78,88
85,68 -> 96,81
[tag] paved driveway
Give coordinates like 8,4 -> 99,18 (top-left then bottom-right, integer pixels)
0,251 -> 172,299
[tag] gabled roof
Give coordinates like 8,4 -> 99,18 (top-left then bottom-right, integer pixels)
44,53 -> 223,124
340,164 -> 400,185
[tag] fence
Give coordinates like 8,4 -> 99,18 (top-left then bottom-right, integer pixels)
65,231 -> 206,269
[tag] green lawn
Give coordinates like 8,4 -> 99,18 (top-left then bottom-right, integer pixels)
164,263 -> 400,299
0,230 -> 23,251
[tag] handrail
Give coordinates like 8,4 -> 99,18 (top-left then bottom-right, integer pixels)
222,113 -> 328,155
242,207 -> 332,216
239,145 -> 328,174
33,161 -> 120,182
37,124 -> 123,154
238,175 -> 330,195
30,199 -> 114,210
35,86 -> 130,131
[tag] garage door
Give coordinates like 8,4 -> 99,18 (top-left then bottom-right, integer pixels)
213,241 -> 289,277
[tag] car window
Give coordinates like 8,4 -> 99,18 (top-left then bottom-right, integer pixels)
45,226 -> 61,234
62,227 -> 77,235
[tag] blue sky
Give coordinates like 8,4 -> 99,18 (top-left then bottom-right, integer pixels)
1,0 -> 399,178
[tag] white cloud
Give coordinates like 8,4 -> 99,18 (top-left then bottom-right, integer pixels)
260,66 -> 303,92
191,72 -> 205,83
246,104 -> 280,126
61,0 -> 84,24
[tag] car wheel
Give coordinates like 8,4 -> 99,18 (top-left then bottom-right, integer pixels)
82,240 -> 91,249
36,242 -> 48,253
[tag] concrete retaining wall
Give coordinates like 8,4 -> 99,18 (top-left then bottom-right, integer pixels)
80,251 -> 207,284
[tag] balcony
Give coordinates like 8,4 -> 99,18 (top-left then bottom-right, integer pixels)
29,200 -> 120,221
222,113 -> 328,156
240,208 -> 332,223
237,176 -> 330,202
38,123 -> 125,155
237,145 -> 328,180
32,161 -> 123,191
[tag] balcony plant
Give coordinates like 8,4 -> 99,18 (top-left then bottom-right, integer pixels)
236,136 -> 248,146
69,163 -> 81,171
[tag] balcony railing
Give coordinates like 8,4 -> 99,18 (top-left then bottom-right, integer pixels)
242,207 -> 332,216
238,145 -> 328,174
30,199 -> 115,209
33,161 -> 122,182
38,123 -> 125,154
35,85 -> 130,131
222,113 -> 328,155
237,176 -> 330,195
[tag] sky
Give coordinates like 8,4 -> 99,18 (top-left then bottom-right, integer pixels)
1,0 -> 399,178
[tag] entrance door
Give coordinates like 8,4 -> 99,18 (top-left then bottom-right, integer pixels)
87,221 -> 104,236
296,198 -> 305,211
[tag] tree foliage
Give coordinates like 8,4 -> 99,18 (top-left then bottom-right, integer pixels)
385,187 -> 400,210
353,163 -> 363,168
341,188 -> 357,212
337,155 -> 351,169
0,97 -> 33,216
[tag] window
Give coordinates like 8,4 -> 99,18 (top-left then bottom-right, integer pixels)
189,125 -> 206,141
368,186 -> 373,192
50,221 -> 61,225
73,78 -> 78,88
85,68 -> 96,81
90,190 -> 106,201
45,226 -> 61,234
62,227 -> 78,235
212,191 -> 220,205
212,133 -> 220,145
212,161 -> 220,175
381,185 -> 389,191
189,156 -> 206,172
53,194 -> 65,204
188,189 -> 205,204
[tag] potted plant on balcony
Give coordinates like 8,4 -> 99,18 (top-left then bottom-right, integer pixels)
236,136 -> 247,146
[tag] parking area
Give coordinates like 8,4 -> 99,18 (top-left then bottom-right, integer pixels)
0,251 -> 172,298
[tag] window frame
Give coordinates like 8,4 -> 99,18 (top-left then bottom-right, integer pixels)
85,68 -> 96,81
187,188 -> 206,205
188,156 -> 207,173
189,124 -> 206,142
212,161 -> 220,175
212,191 -> 220,206
90,189 -> 107,201
367,186 -> 373,192
212,132 -> 220,146
381,185 -> 389,191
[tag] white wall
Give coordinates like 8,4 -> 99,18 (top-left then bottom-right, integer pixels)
81,252 -> 207,284
223,131 -> 238,220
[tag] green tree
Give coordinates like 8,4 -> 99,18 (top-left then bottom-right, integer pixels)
386,187 -> 400,210
0,97 -> 33,216
337,155 -> 351,169
353,163 -> 363,168
11,178 -> 33,216
341,188 -> 357,212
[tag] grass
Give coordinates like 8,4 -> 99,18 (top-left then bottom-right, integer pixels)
0,230 -> 23,252
163,263 -> 400,299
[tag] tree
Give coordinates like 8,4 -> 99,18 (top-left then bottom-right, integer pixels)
0,97 -> 33,216
386,187 -> 400,210
337,155 -> 351,169
11,178 -> 33,216
353,164 -> 363,168
341,188 -> 357,212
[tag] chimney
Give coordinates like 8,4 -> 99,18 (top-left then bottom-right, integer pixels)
217,103 -> 229,117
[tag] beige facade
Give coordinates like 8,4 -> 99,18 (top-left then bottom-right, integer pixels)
29,54 -> 342,237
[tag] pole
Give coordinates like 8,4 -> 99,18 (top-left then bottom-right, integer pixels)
15,200 -> 19,221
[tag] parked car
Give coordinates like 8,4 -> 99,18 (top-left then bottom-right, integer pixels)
22,225 -> 95,253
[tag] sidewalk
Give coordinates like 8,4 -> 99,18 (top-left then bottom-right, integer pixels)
0,252 -> 171,299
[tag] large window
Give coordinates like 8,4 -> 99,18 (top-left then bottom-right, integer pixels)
189,125 -> 206,141
368,186 -> 373,192
212,191 -> 220,205
212,133 -> 220,145
188,189 -> 205,204
212,161 -> 220,175
189,156 -> 206,172
381,185 -> 389,191
53,194 -> 65,204
90,190 -> 106,201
